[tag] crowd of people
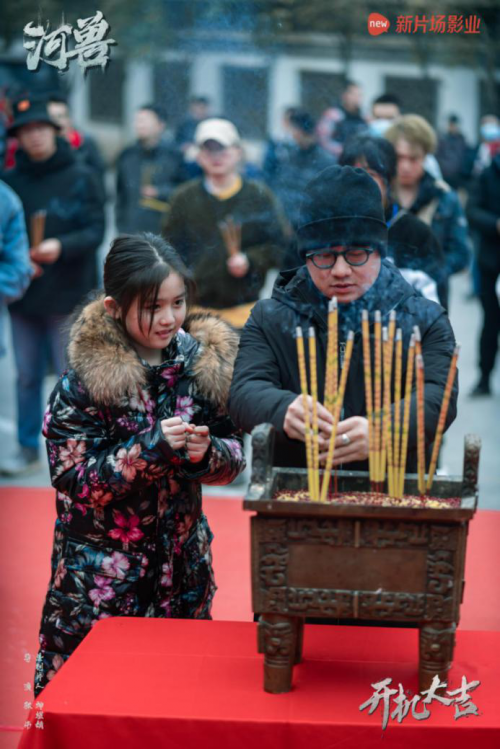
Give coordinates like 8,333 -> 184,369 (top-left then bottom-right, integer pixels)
0,79 -> 498,694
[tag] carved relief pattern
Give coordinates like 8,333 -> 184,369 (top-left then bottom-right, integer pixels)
250,424 -> 274,485
420,624 -> 456,666
258,519 -> 288,543
286,518 -> 354,546
260,543 -> 289,587
462,434 -> 481,498
260,619 -> 295,666
429,525 -> 459,551
361,521 -> 430,548
359,592 -> 426,619
287,588 -> 353,617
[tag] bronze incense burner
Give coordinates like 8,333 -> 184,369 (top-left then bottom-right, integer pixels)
243,423 -> 480,694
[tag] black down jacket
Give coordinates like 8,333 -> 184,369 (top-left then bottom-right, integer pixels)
228,260 -> 458,473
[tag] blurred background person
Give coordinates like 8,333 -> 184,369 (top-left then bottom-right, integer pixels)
385,114 -> 471,309
115,103 -> 183,234
175,95 -> 211,154
339,134 -> 446,305
316,80 -> 367,159
436,114 -> 468,191
262,105 -> 298,185
0,96 -> 105,476
47,93 -> 106,199
162,118 -> 287,329
0,179 -> 31,357
466,151 -> 500,397
369,93 -> 402,137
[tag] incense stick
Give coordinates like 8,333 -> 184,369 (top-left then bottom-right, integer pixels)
398,335 -> 415,498
30,210 -> 46,247
296,327 -> 314,499
320,331 -> 354,502
415,352 -> 426,496
373,311 -> 382,489
361,310 -> 374,490
218,215 -> 241,258
324,298 -> 338,414
426,344 -> 460,493
393,328 -> 403,495
309,327 -> 320,500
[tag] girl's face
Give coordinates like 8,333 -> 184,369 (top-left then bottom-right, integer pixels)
111,273 -> 187,364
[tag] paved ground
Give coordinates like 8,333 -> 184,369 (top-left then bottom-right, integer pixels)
0,271 -> 498,509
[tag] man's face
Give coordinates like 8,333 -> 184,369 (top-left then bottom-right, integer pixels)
16,122 -> 57,161
342,85 -> 362,113
134,109 -> 164,143
354,159 -> 387,206
394,137 -> 425,188
48,102 -> 71,135
197,140 -> 241,178
372,102 -> 400,121
306,246 -> 381,303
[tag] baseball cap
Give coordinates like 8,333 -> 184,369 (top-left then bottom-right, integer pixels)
194,118 -> 241,148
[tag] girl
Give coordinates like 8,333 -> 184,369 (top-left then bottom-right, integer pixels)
35,234 -> 245,695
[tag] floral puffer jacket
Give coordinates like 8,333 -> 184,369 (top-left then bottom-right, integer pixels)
35,297 -> 245,695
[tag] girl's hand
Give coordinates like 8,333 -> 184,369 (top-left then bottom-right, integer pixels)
161,416 -> 189,451
186,425 -> 211,463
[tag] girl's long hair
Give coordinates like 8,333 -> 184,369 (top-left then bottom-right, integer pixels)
103,233 -> 195,333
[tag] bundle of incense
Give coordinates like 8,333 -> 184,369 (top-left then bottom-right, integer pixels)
415,352 -> 426,496
218,215 -> 241,258
426,344 -> 460,493
373,311 -> 382,489
320,331 -> 354,502
30,210 -> 46,248
398,334 -> 415,498
295,327 -> 314,499
308,327 -> 320,500
393,328 -> 403,495
361,310 -> 374,490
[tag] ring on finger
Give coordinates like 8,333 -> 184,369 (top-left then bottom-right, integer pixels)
341,433 -> 351,446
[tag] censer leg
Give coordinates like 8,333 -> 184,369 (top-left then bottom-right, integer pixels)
293,617 -> 305,665
260,614 -> 295,693
418,621 -> 456,693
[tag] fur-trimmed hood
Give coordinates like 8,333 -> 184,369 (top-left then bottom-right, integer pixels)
67,295 -> 240,408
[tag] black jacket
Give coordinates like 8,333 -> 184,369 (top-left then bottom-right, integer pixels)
228,260 -> 458,473
2,138 -> 105,316
115,138 -> 183,234
466,154 -> 500,273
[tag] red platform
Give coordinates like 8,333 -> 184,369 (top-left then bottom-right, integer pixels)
17,618 -> 500,749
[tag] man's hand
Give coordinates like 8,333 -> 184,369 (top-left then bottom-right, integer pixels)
319,416 -> 369,466
283,395 -> 333,451
30,238 -> 62,265
227,252 -> 249,278
141,185 -> 159,199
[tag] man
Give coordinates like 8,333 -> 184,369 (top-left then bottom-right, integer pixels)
265,108 -> 336,233
116,104 -> 182,234
175,96 -> 210,153
228,166 -> 457,474
369,93 -> 402,138
316,80 -> 367,159
162,118 -> 287,327
47,94 -> 106,198
385,115 -> 471,309
0,96 -> 104,475
436,114 -> 468,190
466,152 -> 500,397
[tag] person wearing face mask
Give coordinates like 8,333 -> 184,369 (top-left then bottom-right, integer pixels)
228,166 -> 458,474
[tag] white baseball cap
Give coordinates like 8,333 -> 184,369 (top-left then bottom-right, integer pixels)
194,118 -> 241,148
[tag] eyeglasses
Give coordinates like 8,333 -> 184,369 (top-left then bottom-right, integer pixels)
306,247 -> 376,269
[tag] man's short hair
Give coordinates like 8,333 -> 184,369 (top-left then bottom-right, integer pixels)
190,96 -> 209,107
340,135 -> 397,183
288,109 -> 316,135
372,93 -> 401,110
138,104 -> 167,123
384,114 -> 437,155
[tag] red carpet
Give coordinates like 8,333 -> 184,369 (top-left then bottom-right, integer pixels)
1,487 -> 499,748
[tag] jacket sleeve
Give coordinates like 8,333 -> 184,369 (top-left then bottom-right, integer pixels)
403,311 -> 458,451
183,410 -> 246,486
466,173 -> 499,238
43,373 -> 197,506
0,187 -> 32,304
228,302 -> 297,436
56,171 -> 105,261
437,191 -> 471,276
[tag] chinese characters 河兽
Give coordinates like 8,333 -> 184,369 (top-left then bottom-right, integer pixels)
360,675 -> 481,730
23,11 -> 116,74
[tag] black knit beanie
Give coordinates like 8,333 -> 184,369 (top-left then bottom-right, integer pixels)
297,165 -> 388,260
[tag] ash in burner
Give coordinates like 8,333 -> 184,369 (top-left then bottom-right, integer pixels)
273,490 -> 461,509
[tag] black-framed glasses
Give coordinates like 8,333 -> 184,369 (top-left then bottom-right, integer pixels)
305,247 -> 375,269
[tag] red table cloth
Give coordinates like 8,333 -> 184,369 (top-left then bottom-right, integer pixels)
18,618 -> 500,749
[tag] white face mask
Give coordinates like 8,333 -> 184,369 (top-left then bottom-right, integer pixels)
481,123 -> 500,142
369,119 -> 393,137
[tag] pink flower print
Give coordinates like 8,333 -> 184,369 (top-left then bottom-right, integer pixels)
89,575 -> 116,606
42,409 -> 52,435
139,555 -> 149,578
102,551 -> 131,580
129,387 -> 155,413
108,512 -> 145,545
161,364 -> 181,387
91,611 -> 112,627
160,561 -> 173,587
174,396 -> 194,420
47,654 -> 65,682
53,560 -> 67,588
114,443 -> 148,482
226,439 -> 243,462
88,487 -> 113,511
59,439 -> 86,470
